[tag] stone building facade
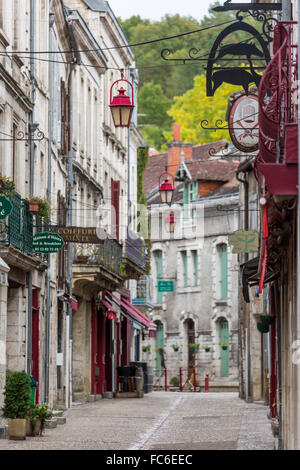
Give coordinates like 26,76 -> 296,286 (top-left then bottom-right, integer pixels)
141,128 -> 241,389
0,0 -> 147,416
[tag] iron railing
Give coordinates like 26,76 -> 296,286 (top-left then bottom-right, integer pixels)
0,193 -> 33,255
73,238 -> 123,277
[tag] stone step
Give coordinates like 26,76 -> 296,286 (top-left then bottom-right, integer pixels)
0,425 -> 8,440
52,410 -> 64,418
56,416 -> 66,425
73,392 -> 86,403
102,392 -> 114,399
87,394 -> 102,402
45,418 -> 57,429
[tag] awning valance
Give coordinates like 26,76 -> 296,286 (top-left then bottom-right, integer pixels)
106,291 -> 156,330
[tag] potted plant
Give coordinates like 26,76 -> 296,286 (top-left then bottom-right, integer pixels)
0,174 -> 16,197
27,403 -> 53,437
142,345 -> 151,353
189,343 -> 200,352
220,342 -> 228,350
27,196 -> 51,220
2,371 -> 32,440
202,346 -> 212,352
171,344 -> 179,352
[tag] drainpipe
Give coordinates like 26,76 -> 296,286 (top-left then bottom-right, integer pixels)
297,0 -> 300,451
44,3 -> 55,404
26,0 -> 35,377
236,160 -> 251,402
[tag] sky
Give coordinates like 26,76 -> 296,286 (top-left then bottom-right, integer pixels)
108,0 -> 251,22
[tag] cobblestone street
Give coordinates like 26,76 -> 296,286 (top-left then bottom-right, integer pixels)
0,392 -> 275,451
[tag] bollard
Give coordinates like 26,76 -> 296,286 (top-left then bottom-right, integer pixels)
205,373 -> 209,393
179,368 -> 183,392
164,368 -> 168,392
193,367 -> 197,393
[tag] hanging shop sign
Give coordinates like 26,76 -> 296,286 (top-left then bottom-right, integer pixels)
158,280 -> 174,293
228,94 -> 259,152
0,195 -> 13,220
33,232 -> 65,254
229,230 -> 259,254
49,226 -> 104,244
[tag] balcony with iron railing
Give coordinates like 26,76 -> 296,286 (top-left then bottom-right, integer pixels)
0,193 -> 48,270
132,275 -> 154,311
73,237 -> 123,282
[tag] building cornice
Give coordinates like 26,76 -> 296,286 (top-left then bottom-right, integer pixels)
0,64 -> 33,112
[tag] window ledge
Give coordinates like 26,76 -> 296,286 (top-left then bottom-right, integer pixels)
214,300 -> 228,307
177,287 -> 201,294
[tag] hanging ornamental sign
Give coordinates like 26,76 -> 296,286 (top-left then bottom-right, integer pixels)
33,232 -> 65,254
229,230 -> 259,254
160,8 -> 278,101
228,93 -> 259,152
0,195 -> 13,220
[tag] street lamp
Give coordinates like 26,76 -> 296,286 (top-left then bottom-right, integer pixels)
165,211 -> 175,233
159,171 -> 174,206
110,72 -> 134,128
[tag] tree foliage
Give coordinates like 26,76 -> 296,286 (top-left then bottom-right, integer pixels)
119,2 -> 262,150
165,74 -> 237,144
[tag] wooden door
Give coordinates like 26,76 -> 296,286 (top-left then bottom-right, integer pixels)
31,289 -> 39,403
91,303 -> 106,395
156,323 -> 164,377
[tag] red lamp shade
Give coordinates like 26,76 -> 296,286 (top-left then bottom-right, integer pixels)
110,74 -> 134,128
159,176 -> 174,205
165,212 -> 175,233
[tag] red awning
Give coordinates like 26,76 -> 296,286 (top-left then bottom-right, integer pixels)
108,291 -> 154,330
121,297 -> 157,331
101,296 -> 117,321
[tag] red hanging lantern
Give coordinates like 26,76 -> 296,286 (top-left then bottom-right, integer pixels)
110,72 -> 134,128
165,211 -> 175,233
159,171 -> 174,206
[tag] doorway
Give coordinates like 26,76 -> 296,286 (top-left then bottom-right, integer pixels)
219,319 -> 229,377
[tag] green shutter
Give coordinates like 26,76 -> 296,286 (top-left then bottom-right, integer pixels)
192,181 -> 198,200
193,251 -> 198,286
220,322 -> 229,377
183,182 -> 189,220
221,245 -> 228,300
156,251 -> 163,304
182,251 -> 188,287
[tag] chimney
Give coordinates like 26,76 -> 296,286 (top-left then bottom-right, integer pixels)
167,124 -> 193,178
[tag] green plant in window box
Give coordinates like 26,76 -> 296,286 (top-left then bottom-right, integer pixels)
27,197 -> 51,221
142,345 -> 151,353
202,346 -> 212,352
220,342 -> 228,350
0,174 -> 16,198
189,343 -> 200,351
120,263 -> 127,277
171,344 -> 179,352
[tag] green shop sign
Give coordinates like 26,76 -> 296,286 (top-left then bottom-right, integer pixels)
33,232 -> 64,254
229,230 -> 259,254
0,195 -> 13,220
158,280 -> 174,293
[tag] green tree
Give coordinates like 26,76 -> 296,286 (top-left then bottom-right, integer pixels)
165,74 -> 237,144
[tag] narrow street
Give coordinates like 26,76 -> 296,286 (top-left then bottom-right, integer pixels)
0,393 -> 275,451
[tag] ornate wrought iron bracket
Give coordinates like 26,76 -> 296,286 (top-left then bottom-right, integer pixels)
201,118 -> 258,131
0,128 -> 45,142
